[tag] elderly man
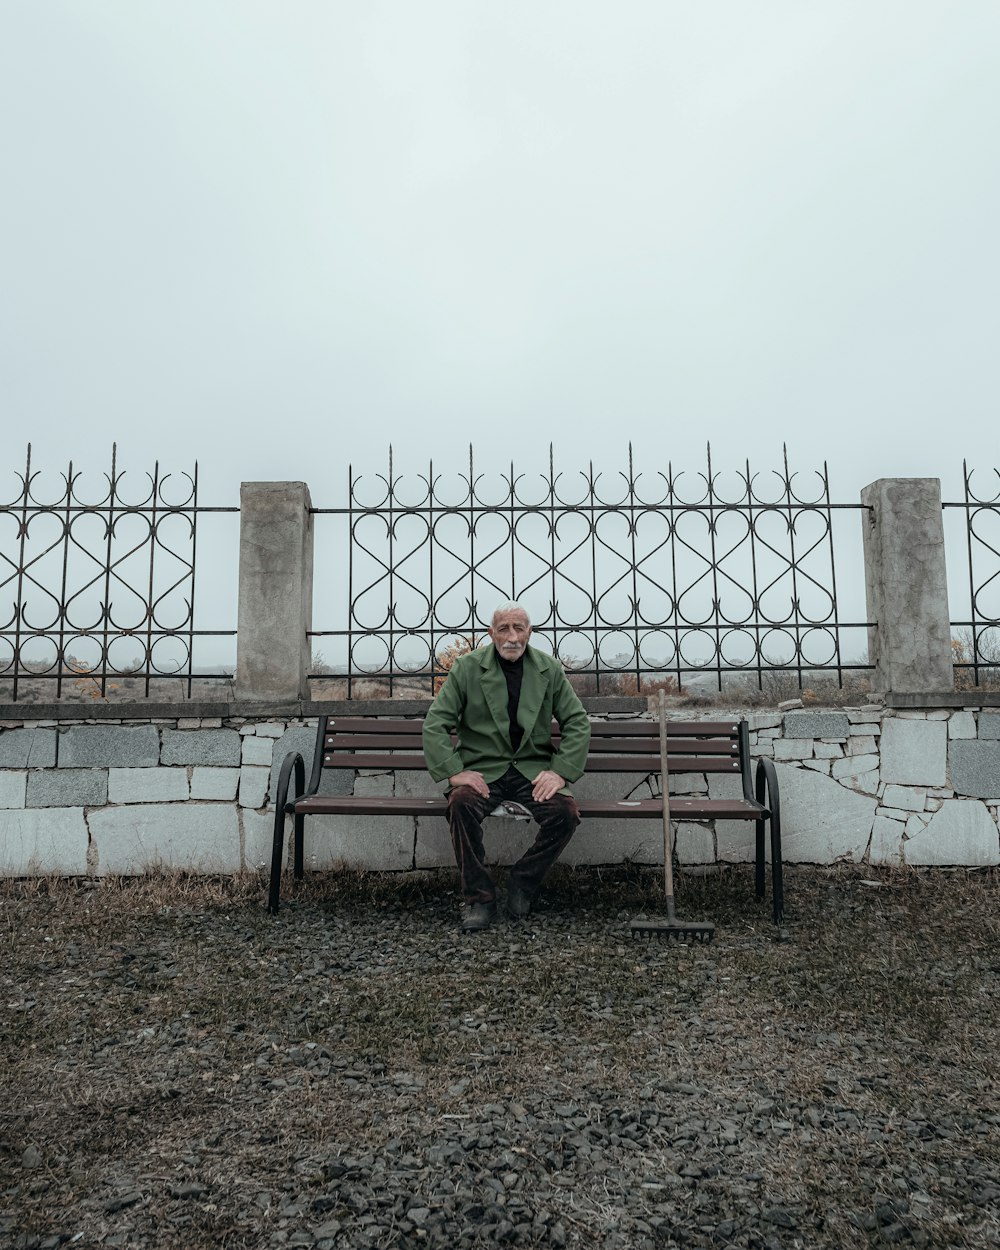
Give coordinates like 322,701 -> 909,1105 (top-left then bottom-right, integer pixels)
422,603 -> 591,931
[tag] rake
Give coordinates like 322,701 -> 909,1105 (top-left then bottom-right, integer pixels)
630,689 -> 716,942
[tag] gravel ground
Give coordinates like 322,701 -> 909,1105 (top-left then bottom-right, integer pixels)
2,863 -> 1000,1250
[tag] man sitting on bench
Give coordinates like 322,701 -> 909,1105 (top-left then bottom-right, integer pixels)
422,602 -> 592,932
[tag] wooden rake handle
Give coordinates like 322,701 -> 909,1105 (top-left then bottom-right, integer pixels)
658,689 -> 676,919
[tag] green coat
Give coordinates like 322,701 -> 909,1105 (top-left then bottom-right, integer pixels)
422,644 -> 591,790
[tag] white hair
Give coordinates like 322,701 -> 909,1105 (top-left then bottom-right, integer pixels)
491,601 -> 531,627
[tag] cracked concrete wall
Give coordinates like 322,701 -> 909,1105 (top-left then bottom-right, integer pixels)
234,481 -> 314,701
861,477 -> 953,694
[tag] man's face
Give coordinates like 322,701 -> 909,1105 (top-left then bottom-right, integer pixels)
489,610 -> 531,661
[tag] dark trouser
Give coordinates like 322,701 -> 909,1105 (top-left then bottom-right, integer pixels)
446,765 -> 581,904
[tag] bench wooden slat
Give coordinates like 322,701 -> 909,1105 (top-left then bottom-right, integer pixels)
585,719 -> 740,737
294,794 -> 765,819
322,752 -> 743,773
324,716 -> 740,738
324,734 -> 738,756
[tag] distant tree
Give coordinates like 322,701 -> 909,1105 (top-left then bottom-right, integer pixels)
433,634 -> 482,693
953,628 -> 1000,690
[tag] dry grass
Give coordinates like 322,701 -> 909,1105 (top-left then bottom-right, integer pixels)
3,865 -> 1000,1249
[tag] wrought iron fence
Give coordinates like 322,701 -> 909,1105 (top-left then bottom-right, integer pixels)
945,462 -> 1000,687
0,446 -> 238,702
309,446 -> 874,697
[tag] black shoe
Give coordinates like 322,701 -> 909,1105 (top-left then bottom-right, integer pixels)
459,901 -> 497,932
507,882 -> 533,919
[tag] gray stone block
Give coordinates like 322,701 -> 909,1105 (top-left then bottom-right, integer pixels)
832,754 -> 879,780
842,768 -> 880,796
191,767 -> 240,801
0,771 -> 26,809
160,729 -> 241,766
60,725 -> 160,768
108,768 -> 189,803
242,809 -> 279,872
724,763 -> 876,864
948,711 -> 976,740
414,810 -> 456,868
574,771 -> 649,801
675,821 -> 715,865
903,799 -> 999,866
868,814 -> 904,865
27,769 -> 109,808
773,740 -> 813,761
241,735 -> 274,766
879,719 -> 947,786
562,772 -> 664,861
905,813 -> 930,839
0,807 -> 89,874
0,728 -> 57,768
848,707 -> 885,722
396,770 -> 442,798
881,784 -> 926,812
949,741 -> 1000,798
299,812 -> 415,870
573,777 -> 658,863
239,766 -> 270,809
706,772 -> 754,861
354,773 -> 394,797
564,818 -> 662,867
979,713 -> 1000,740
782,712 -> 849,740
88,803 -> 241,874
661,773 -> 709,796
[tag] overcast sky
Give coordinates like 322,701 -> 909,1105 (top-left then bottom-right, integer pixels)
2,0 -> 998,513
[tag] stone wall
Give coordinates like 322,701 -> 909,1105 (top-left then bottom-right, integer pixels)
736,706 -> 1000,868
1,703 -> 998,877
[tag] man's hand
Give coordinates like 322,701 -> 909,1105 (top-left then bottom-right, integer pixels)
450,769 -> 489,797
532,770 -> 566,802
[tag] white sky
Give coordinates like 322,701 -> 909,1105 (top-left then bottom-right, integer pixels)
3,0 -> 998,508
2,1 -> 998,667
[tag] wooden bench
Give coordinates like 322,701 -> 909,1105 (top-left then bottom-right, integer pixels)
268,716 -> 784,922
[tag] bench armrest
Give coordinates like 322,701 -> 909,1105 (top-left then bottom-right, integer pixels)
276,750 -> 309,811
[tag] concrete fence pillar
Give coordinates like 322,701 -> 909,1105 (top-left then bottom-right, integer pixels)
861,477 -> 953,694
235,482 -> 314,701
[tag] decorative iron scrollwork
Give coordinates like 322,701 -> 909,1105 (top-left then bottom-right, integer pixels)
948,463 -> 1000,686
0,446 -> 235,700
313,445 -> 872,697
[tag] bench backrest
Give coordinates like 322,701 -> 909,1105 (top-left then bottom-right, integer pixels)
309,715 -> 750,787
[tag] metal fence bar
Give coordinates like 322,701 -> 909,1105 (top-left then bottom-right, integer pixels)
309,445 -> 874,697
0,446 -> 238,702
944,460 -> 1000,687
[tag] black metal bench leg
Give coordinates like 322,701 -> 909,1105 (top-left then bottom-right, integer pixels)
268,803 -> 286,914
768,795 -> 784,926
754,820 -> 766,900
755,758 -> 784,925
267,752 -> 305,913
293,811 -> 305,880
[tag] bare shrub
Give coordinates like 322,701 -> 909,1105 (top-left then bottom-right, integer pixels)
953,629 -> 1000,690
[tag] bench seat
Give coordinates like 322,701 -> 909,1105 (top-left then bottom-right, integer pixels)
268,713 -> 783,922
294,794 -> 768,821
